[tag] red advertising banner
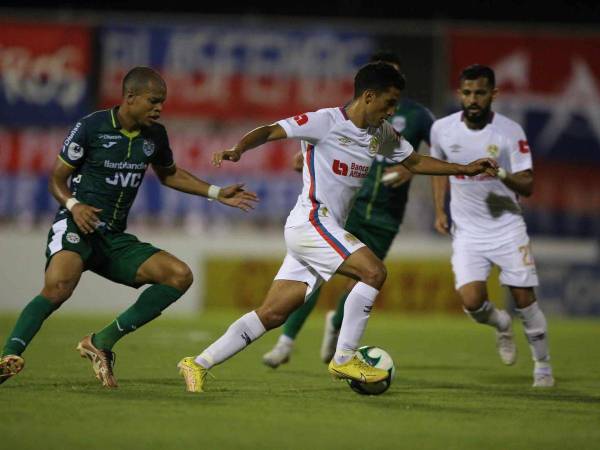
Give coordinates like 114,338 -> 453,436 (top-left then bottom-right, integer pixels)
0,21 -> 93,125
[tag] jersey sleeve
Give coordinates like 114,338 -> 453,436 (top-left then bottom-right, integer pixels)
380,122 -> 413,163
151,125 -> 175,167
59,120 -> 88,168
428,121 -> 446,160
507,124 -> 533,173
276,110 -> 332,144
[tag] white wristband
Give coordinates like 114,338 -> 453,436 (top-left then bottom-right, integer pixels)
65,197 -> 80,211
497,168 -> 508,180
207,185 -> 221,201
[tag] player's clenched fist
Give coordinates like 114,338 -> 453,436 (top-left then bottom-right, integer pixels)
464,158 -> 498,177
71,203 -> 102,234
212,148 -> 242,167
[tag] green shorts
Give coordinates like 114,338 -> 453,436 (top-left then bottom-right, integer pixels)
344,212 -> 399,260
45,215 -> 161,288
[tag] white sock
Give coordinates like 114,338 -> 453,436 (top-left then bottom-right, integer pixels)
334,282 -> 379,365
465,300 -> 510,331
516,301 -> 550,363
195,311 -> 266,369
276,334 -> 294,349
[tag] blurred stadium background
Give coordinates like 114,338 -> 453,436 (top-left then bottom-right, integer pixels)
0,4 -> 599,317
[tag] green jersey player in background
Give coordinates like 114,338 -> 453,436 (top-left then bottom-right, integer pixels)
263,51 -> 434,368
0,67 -> 258,388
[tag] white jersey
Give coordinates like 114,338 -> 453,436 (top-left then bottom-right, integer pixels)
278,107 -> 413,228
430,111 -> 532,241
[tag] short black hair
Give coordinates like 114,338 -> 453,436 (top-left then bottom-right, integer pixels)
369,50 -> 402,70
354,62 -> 405,98
122,66 -> 165,96
460,64 -> 496,88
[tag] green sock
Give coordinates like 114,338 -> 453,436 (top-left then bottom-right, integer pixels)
331,292 -> 350,330
2,295 -> 57,356
282,286 -> 321,339
92,284 -> 183,350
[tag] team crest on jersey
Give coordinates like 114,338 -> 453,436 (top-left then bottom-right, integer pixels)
143,139 -> 155,157
344,232 -> 359,244
67,142 -> 84,161
66,232 -> 80,244
369,136 -> 380,155
487,144 -> 499,158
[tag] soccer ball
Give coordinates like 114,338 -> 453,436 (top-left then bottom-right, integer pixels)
347,346 -> 395,395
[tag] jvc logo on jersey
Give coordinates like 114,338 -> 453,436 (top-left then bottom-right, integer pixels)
106,172 -> 142,188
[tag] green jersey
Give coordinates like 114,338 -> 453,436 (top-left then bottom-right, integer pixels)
55,107 -> 174,232
349,98 -> 434,232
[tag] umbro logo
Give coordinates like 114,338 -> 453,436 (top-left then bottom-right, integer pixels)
102,142 -> 117,148
338,136 -> 353,146
450,144 -> 462,152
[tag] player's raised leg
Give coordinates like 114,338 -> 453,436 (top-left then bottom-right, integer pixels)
78,250 -> 192,388
460,281 -> 517,365
328,246 -> 389,382
179,278 -> 307,392
1,250 -> 82,385
262,286 -> 321,368
510,287 -> 553,387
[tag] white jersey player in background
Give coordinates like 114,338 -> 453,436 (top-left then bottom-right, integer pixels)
177,62 -> 498,393
430,64 -> 553,387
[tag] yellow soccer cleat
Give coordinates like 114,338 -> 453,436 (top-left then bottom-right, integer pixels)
177,357 -> 208,393
328,354 -> 389,383
0,355 -> 25,385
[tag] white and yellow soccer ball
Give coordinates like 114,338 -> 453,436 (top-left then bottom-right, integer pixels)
347,346 -> 396,395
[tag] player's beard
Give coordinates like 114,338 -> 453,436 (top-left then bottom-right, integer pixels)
462,103 -> 492,126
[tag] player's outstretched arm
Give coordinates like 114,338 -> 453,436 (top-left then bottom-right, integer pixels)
212,124 -> 287,167
49,158 -> 102,234
152,165 -> 259,212
402,152 -> 498,177
498,169 -> 534,197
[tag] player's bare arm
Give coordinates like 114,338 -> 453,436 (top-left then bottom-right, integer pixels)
292,151 -> 304,173
499,169 -> 533,197
431,175 -> 450,235
402,152 -> 498,177
152,164 -> 259,212
49,158 -> 102,235
212,123 -> 287,167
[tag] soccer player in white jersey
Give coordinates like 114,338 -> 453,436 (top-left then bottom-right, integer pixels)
177,62 -> 498,393
429,64 -> 554,387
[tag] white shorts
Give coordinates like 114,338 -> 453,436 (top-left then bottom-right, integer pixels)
274,217 -> 365,297
451,231 -> 539,289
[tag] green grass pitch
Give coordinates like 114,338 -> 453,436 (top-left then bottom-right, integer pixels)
1,310 -> 599,450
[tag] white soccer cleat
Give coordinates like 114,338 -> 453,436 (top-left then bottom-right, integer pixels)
533,362 -> 555,387
320,310 -> 339,363
262,343 -> 292,369
495,311 -> 517,365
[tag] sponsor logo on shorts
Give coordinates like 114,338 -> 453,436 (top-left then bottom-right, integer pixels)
143,139 -> 155,157
67,142 -> 84,161
66,232 -> 80,244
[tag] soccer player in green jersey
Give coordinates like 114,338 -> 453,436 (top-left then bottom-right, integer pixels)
0,67 -> 258,387
263,51 -> 435,368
